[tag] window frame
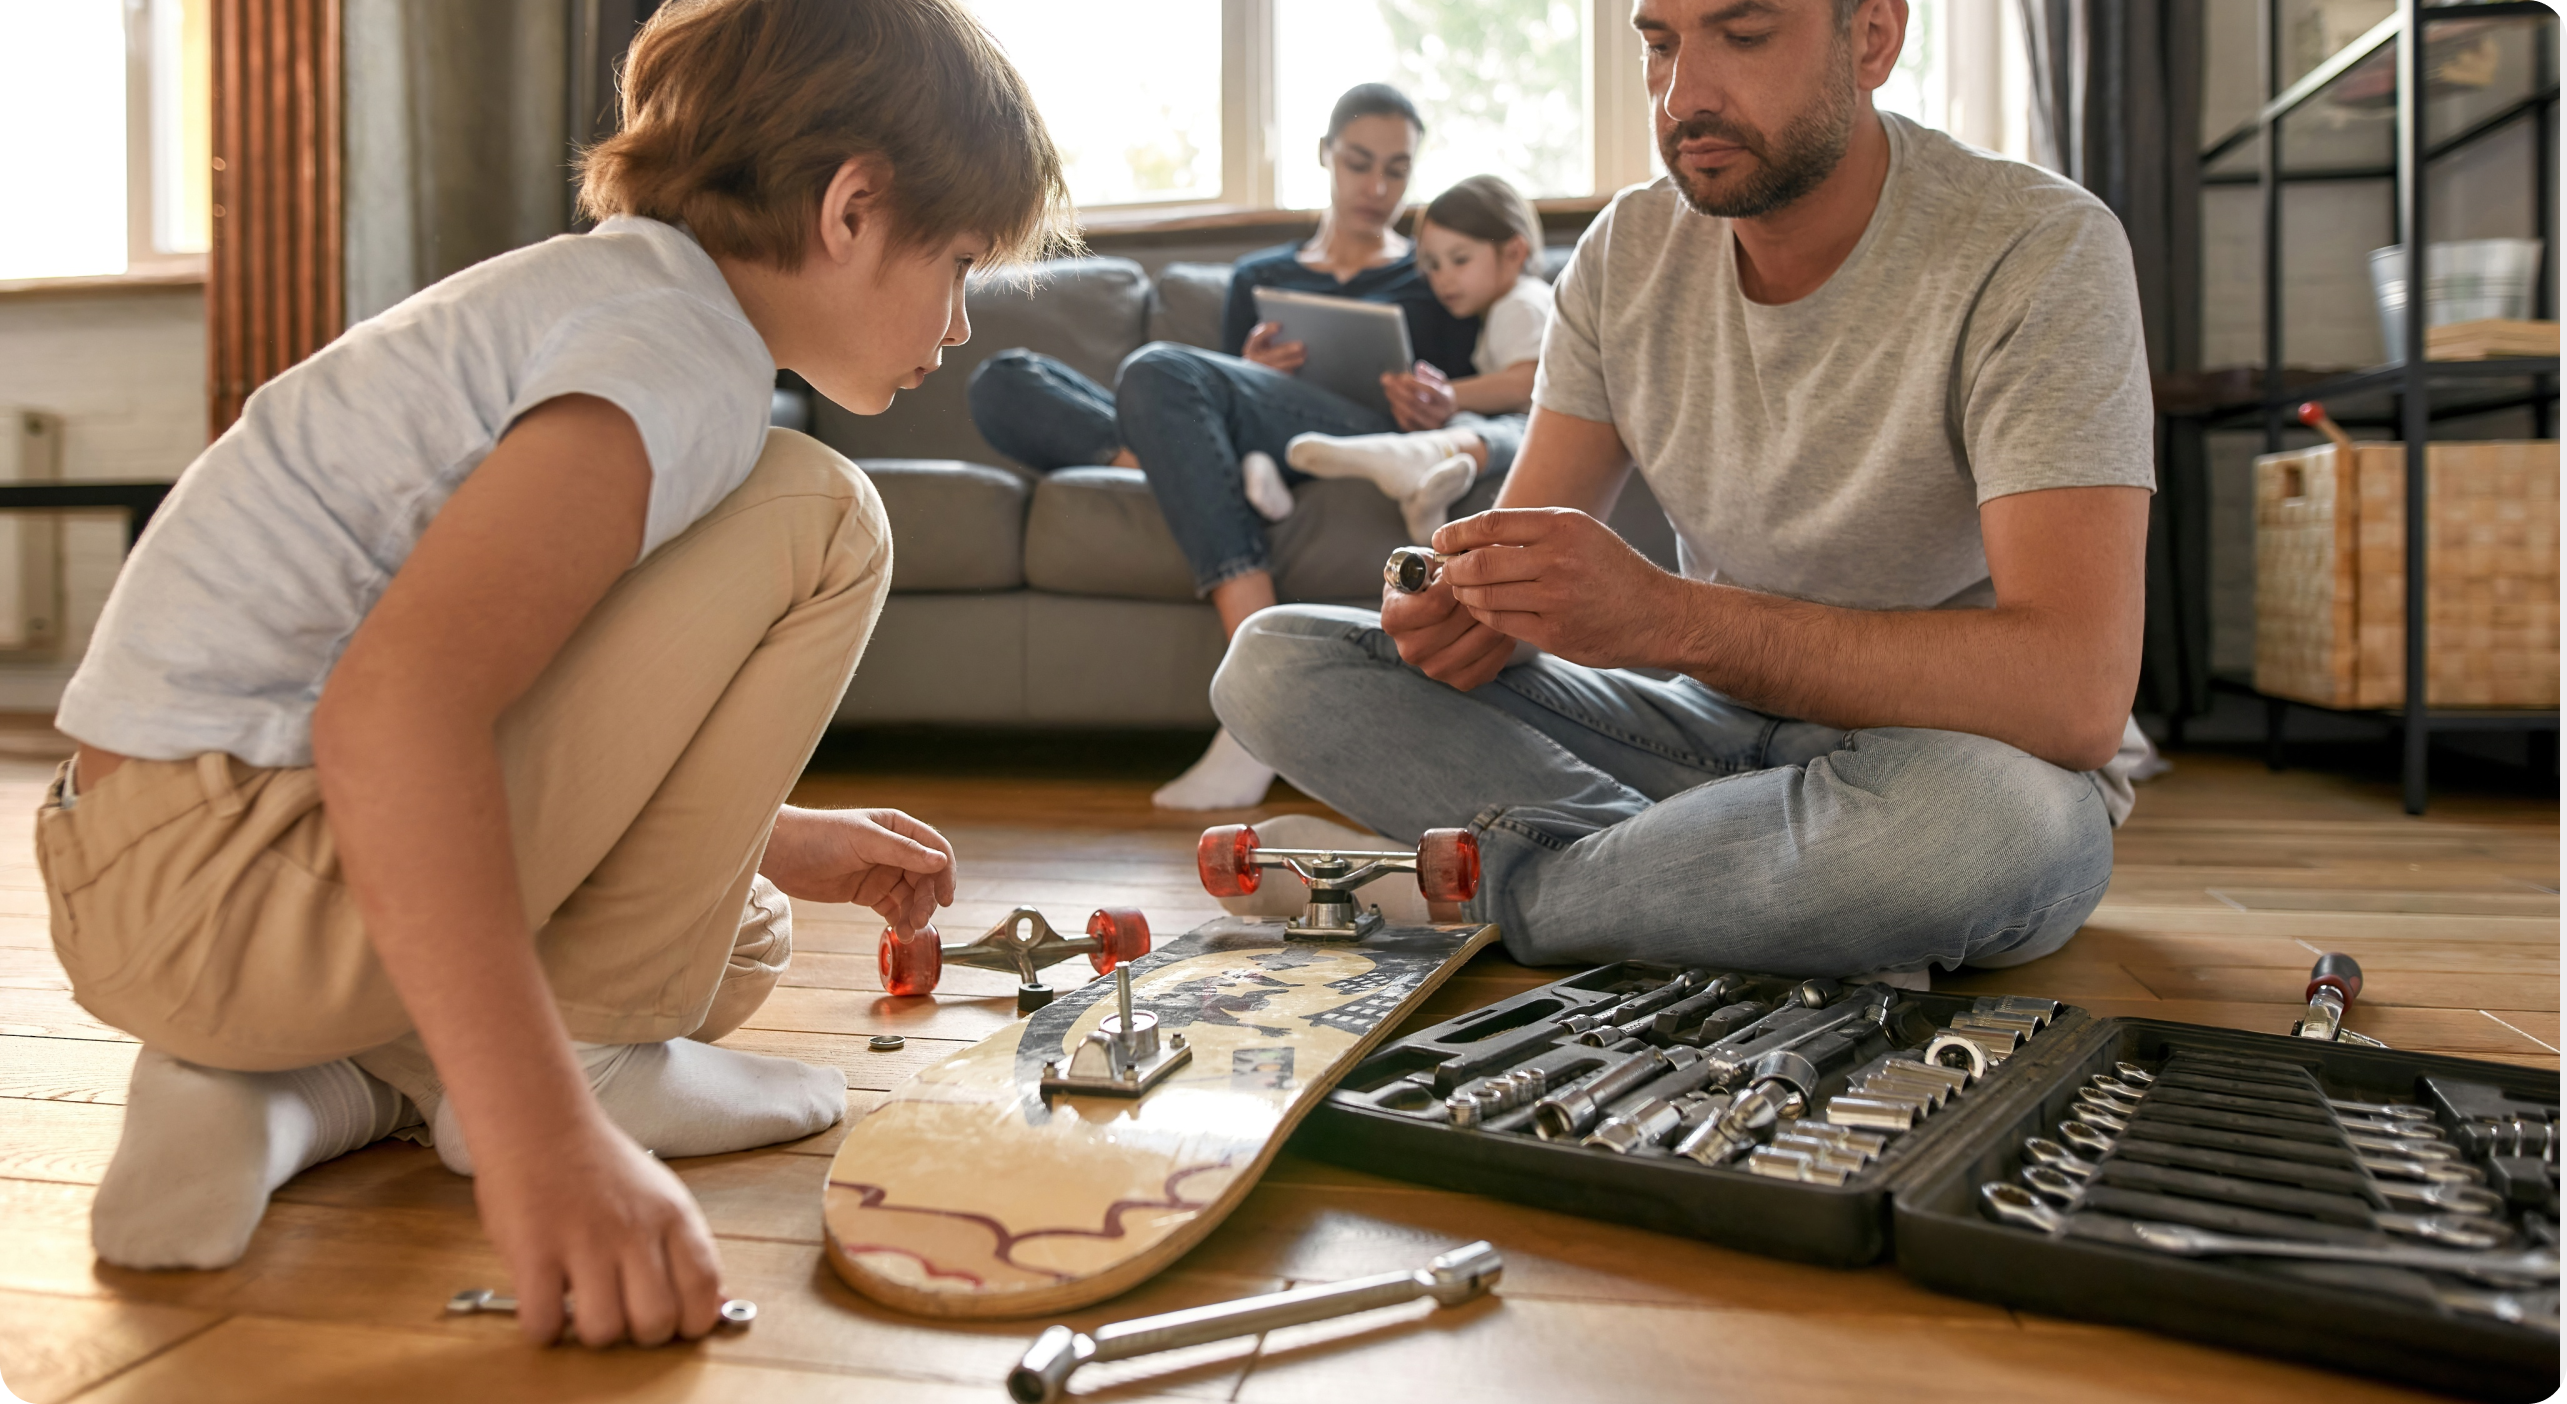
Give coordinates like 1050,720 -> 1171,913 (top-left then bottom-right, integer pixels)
1070,0 -> 1660,227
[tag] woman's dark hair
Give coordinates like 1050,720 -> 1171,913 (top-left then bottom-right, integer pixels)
1422,174 -> 1541,254
1325,83 -> 1423,143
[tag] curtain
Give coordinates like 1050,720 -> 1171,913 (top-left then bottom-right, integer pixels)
2019,0 -> 2210,721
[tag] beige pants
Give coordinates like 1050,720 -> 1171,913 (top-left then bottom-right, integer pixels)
35,429 -> 892,1072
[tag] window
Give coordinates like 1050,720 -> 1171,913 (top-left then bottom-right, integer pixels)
0,0 -> 209,283
1875,0 -> 2033,161
971,0 -> 1648,216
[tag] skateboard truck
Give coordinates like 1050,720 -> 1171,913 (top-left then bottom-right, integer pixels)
1040,962 -> 1192,1099
878,906 -> 1151,1013
2292,951 -> 2387,1047
1008,1240 -> 1502,1403
1196,823 -> 1480,940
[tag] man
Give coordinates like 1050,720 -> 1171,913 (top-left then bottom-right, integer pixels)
1211,0 -> 2155,979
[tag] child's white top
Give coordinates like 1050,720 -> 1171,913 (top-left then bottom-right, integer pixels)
57,215 -> 776,769
1471,274 -> 1554,377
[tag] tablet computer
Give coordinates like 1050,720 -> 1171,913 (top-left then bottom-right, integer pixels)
1252,286 -> 1414,417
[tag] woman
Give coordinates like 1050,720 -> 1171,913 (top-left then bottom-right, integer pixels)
967,84 -> 1523,809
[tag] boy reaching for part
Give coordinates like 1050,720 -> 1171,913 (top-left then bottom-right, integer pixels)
42,0 -> 1070,1348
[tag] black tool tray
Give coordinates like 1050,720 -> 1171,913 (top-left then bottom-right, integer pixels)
1293,961 -> 2092,1267
1891,1018 -> 2559,1401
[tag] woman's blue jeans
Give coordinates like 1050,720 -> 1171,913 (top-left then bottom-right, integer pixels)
968,346 -> 1525,595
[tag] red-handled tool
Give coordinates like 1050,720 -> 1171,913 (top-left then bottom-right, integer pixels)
2297,401 -> 2361,458
2292,952 -> 2388,1047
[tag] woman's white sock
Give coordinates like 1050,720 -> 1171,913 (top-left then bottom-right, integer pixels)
1285,429 -> 1475,501
428,1039 -> 845,1176
1240,451 -> 1294,522
91,1049 -> 413,1270
1400,454 -> 1480,546
1150,727 -> 1277,810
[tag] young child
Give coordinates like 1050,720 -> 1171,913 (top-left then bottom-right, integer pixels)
1278,174 -> 1552,544
42,0 -> 1067,1348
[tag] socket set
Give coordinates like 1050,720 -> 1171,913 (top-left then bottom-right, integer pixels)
1297,961 -> 2086,1265
1893,1020 -> 2560,1401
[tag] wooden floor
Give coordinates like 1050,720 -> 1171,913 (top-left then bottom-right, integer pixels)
0,739 -> 2555,1403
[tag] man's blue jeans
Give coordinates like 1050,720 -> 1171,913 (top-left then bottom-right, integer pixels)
968,346 -> 1525,595
1212,605 -> 2116,976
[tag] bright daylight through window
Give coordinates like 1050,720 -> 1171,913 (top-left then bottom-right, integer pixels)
965,0 -> 1224,209
0,0 -> 209,283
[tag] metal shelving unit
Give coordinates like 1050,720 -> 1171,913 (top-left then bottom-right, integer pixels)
2196,0 -> 2559,814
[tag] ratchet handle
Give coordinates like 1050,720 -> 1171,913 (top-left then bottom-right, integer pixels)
2306,952 -> 2363,1004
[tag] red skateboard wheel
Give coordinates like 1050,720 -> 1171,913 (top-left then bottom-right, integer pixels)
1416,828 -> 1480,904
1086,907 -> 1151,973
1197,824 -> 1261,897
878,923 -> 943,997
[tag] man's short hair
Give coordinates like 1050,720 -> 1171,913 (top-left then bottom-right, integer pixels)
578,0 -> 1074,270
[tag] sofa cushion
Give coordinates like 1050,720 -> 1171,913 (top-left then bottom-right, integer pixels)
861,458 -> 1034,592
1147,262 -> 1233,351
812,256 -> 1151,469
1023,467 -> 1197,600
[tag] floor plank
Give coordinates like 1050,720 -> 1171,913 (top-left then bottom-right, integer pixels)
0,742 -> 2552,1402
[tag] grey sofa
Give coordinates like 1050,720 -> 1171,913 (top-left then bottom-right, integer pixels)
811,255 -> 1677,727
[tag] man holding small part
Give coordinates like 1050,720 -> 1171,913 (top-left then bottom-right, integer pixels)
1214,0 -> 2157,978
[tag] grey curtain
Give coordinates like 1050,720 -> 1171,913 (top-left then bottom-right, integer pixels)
2019,0 -> 2210,721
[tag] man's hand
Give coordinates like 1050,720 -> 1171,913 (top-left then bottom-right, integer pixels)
1241,321 -> 1306,374
760,806 -> 957,935
476,1115 -> 724,1348
1434,508 -> 1686,671
1381,361 -> 1458,431
1380,569 -> 1517,691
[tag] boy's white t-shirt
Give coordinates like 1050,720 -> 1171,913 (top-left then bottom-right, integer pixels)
56,215 -> 777,770
1470,274 -> 1554,376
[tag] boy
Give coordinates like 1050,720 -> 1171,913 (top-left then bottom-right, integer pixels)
43,0 -> 1070,1347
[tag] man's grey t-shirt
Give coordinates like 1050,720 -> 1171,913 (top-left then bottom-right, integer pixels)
57,215 -> 775,769
1534,115 -> 2157,815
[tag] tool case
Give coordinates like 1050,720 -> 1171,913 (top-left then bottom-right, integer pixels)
1292,961 -> 2559,1401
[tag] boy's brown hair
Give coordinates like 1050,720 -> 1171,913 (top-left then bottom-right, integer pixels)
578,0 -> 1075,270
1421,175 -> 1542,257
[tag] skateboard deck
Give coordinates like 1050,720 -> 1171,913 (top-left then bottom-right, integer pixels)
822,914 -> 1499,1318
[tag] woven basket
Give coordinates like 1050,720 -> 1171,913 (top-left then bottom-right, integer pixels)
2253,441 -> 2558,709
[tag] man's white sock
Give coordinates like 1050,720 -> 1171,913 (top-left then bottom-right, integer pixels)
1400,454 -> 1479,546
1285,429 -> 1475,501
1150,727 -> 1277,811
92,1049 -> 413,1270
428,1038 -> 845,1175
1241,451 -> 1294,522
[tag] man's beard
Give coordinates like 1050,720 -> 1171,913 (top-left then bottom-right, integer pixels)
1659,62 -> 1857,219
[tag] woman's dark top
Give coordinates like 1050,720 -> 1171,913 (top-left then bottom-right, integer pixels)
1219,241 -> 1482,382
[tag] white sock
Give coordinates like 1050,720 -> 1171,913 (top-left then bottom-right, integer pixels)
1216,815 -> 1432,923
1400,454 -> 1479,546
1285,429 -> 1475,501
92,1050 -> 413,1270
1241,451 -> 1294,522
1150,727 -> 1277,810
429,1038 -> 845,1176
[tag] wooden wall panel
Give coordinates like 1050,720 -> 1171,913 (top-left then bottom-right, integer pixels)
208,0 -> 342,437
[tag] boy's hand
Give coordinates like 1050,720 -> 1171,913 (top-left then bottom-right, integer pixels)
1382,361 -> 1457,431
476,1115 -> 724,1348
1242,321 -> 1306,374
760,806 -> 958,935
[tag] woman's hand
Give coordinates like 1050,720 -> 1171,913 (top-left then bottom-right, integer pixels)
1381,361 -> 1458,431
759,806 -> 957,934
475,1112 -> 725,1348
1241,321 -> 1307,374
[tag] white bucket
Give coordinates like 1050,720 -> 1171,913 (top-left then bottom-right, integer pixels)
2368,239 -> 2547,362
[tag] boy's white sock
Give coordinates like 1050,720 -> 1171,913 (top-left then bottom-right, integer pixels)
92,1049 -> 414,1270
1285,429 -> 1475,501
1241,451 -> 1294,522
1400,454 -> 1480,546
1150,727 -> 1277,811
428,1038 -> 844,1176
